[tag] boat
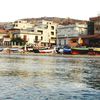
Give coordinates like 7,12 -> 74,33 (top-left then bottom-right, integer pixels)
93,48 -> 100,55
9,47 -> 23,53
63,48 -> 71,54
0,47 -> 3,51
39,49 -> 54,53
56,46 -> 71,54
71,47 -> 89,55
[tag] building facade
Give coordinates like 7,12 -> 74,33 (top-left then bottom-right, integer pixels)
33,20 -> 57,47
85,16 -> 100,47
20,29 -> 41,47
13,20 -> 34,30
89,16 -> 100,34
57,23 -> 87,47
11,20 -> 57,48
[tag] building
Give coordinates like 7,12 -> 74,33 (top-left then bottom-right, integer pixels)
87,21 -> 94,35
90,16 -> 100,34
57,23 -> 87,47
33,20 -> 57,47
82,16 -> 100,47
20,29 -> 41,47
4,22 -> 14,30
13,20 -> 34,30
11,20 -> 57,48
0,29 -> 11,46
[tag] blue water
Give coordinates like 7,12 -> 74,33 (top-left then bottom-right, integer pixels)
0,54 -> 100,100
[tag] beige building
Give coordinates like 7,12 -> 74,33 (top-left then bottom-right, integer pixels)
11,20 -> 57,48
34,20 -> 57,47
20,29 -> 41,47
13,20 -> 34,30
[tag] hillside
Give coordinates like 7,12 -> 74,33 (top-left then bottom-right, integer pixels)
21,17 -> 88,25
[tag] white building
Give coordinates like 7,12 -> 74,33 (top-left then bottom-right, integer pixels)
13,20 -> 34,30
33,20 -> 57,47
20,29 -> 41,47
11,20 -> 57,48
57,23 -> 87,47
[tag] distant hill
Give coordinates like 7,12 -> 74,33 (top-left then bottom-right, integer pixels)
21,17 -> 88,25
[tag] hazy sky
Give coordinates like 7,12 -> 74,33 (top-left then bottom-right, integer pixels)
0,0 -> 100,22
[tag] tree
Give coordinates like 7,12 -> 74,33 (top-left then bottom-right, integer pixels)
11,37 -> 26,46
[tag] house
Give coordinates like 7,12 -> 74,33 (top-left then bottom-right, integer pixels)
13,20 -> 34,30
20,29 -> 41,47
0,29 -> 10,46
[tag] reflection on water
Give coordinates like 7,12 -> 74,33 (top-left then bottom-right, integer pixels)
0,54 -> 100,100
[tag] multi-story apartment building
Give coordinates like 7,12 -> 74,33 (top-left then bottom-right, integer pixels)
11,20 -> 57,48
13,20 -> 34,30
57,23 -> 87,47
33,20 -> 57,47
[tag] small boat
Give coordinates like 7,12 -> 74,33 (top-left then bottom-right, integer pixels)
39,49 -> 54,53
10,48 -> 23,53
10,48 -> 19,51
71,47 -> 89,55
0,48 -> 3,51
63,48 -> 71,54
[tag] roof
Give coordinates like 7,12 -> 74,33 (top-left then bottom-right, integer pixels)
0,29 -> 7,34
80,34 -> 100,39
90,16 -> 100,21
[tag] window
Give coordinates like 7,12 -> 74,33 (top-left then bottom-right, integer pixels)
45,25 -> 48,29
44,43 -> 46,46
37,30 -> 43,34
51,37 -> 56,39
51,26 -> 54,30
51,32 -> 54,35
19,21 -> 21,23
41,36 -> 43,40
15,24 -> 18,27
64,40 -> 66,45
59,40 -> 61,46
35,36 -> 38,42
31,30 -> 34,32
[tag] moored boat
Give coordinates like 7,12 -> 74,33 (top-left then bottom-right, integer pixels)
0,47 -> 3,51
39,49 -> 54,53
71,47 -> 89,55
63,48 -> 71,54
93,48 -> 100,55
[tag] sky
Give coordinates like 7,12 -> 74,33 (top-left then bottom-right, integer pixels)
0,0 -> 100,22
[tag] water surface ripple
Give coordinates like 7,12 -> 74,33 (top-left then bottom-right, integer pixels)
0,55 -> 100,100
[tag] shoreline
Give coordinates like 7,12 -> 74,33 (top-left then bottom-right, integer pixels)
0,52 -> 100,58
